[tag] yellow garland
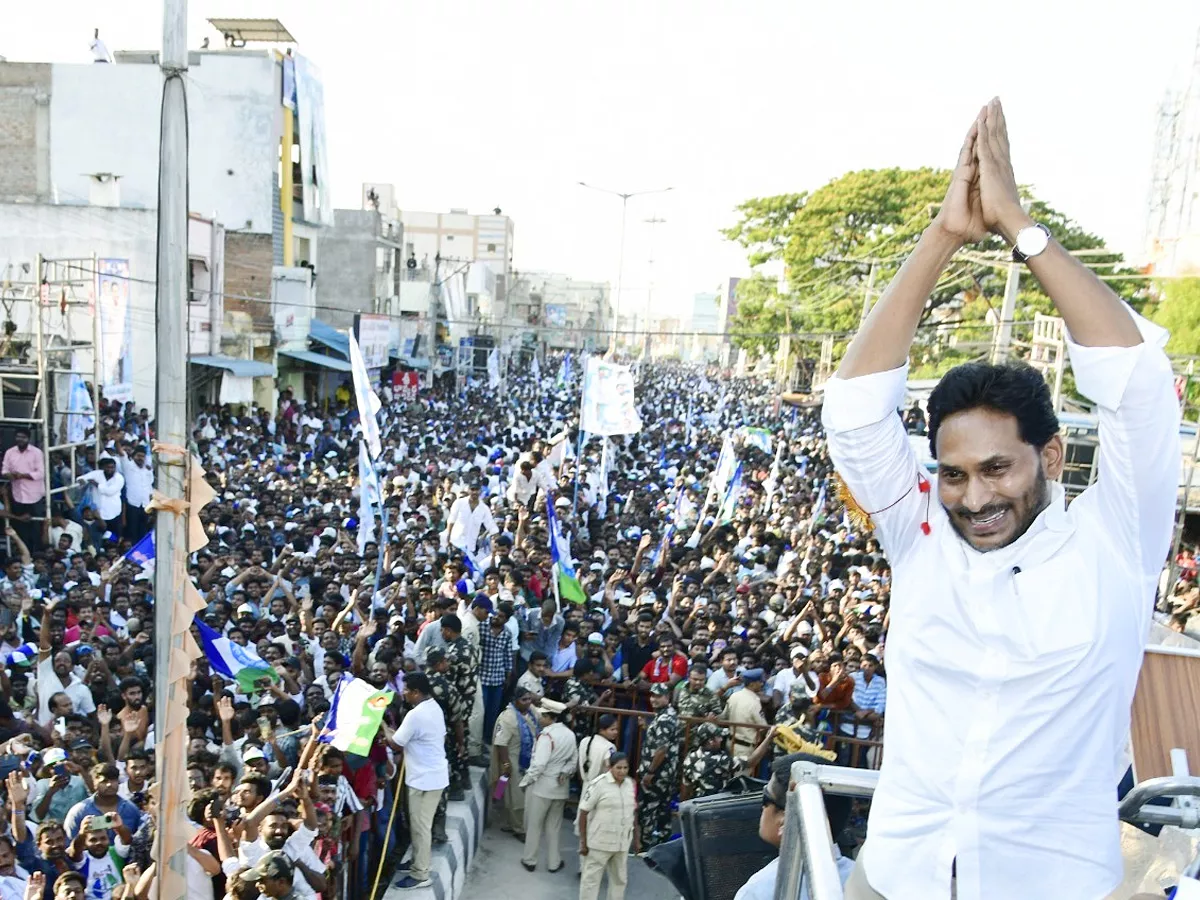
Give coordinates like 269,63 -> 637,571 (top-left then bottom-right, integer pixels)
834,472 -> 874,534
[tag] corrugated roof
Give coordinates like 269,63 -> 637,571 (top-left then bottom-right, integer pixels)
277,349 -> 352,373
189,355 -> 276,378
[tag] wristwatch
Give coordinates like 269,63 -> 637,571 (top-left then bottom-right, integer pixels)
1012,223 -> 1051,263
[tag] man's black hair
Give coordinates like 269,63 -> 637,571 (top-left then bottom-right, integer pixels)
926,362 -> 1058,458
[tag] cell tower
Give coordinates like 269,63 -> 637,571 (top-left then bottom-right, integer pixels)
1145,28 -> 1200,277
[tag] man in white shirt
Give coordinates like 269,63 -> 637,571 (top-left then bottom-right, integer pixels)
824,100 -> 1179,900
442,483 -> 498,555
116,446 -> 154,541
77,456 -> 125,531
385,673 -> 448,891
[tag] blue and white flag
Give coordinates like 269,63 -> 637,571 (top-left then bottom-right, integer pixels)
193,617 -> 279,694
739,426 -> 773,454
546,496 -> 586,603
809,481 -> 828,534
319,674 -> 393,756
124,531 -> 155,567
348,332 -> 382,459
717,463 -> 744,525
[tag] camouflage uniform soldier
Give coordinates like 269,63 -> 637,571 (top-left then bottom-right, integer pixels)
681,722 -> 734,800
441,614 -> 479,793
562,659 -> 599,743
638,683 -> 682,849
673,663 -> 723,749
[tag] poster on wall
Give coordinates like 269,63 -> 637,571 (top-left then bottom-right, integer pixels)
544,304 -> 568,328
96,258 -> 134,404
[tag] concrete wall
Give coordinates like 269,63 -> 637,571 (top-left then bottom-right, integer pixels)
46,52 -> 279,233
317,209 -> 378,328
0,64 -> 50,202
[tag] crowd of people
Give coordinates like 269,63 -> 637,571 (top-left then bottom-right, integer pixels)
0,354 -> 899,900
0,341 -> 1184,900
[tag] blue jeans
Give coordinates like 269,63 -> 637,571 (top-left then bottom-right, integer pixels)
482,683 -> 505,744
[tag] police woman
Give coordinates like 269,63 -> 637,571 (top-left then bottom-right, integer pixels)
577,752 -> 639,900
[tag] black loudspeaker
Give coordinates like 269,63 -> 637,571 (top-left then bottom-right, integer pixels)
677,792 -> 777,900
471,335 -> 496,371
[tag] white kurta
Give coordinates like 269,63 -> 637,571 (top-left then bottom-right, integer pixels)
821,306 -> 1179,900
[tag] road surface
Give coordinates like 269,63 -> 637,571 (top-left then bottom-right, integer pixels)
462,817 -> 670,900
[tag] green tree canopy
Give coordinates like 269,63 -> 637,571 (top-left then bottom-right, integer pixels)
1148,278 -> 1200,357
723,168 -> 1140,354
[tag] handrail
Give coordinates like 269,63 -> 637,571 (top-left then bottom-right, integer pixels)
1118,775 -> 1200,829
775,762 -> 880,900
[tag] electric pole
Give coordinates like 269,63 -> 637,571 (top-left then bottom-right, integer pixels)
642,214 -> 667,358
992,260 -> 1020,363
153,0 -> 191,897
858,263 -> 878,326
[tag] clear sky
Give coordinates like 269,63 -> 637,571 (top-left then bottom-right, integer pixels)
5,1 -> 1200,320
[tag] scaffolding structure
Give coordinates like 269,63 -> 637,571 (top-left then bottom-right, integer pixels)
0,255 -> 103,533
1145,28 -> 1200,276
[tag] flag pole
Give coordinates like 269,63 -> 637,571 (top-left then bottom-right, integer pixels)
372,504 -> 388,611
572,429 -> 586,510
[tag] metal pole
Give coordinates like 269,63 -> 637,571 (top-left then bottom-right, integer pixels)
993,261 -> 1020,363
34,256 -> 52,511
154,0 -> 190,897
611,195 -> 628,351
858,263 -> 878,326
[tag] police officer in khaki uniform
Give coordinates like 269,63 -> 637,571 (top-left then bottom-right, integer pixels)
578,751 -> 639,900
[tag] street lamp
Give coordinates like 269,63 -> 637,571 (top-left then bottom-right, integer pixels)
577,181 -> 673,349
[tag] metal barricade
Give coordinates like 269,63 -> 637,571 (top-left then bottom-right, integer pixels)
774,762 -> 879,900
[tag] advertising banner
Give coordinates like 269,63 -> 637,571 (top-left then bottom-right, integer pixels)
353,313 -> 392,370
579,356 -> 643,436
96,259 -> 133,403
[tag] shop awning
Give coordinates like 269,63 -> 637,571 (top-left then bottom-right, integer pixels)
277,349 -> 352,372
189,355 -> 276,377
390,353 -> 431,371
308,320 -> 349,358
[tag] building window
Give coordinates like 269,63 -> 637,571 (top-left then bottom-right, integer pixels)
446,235 -> 455,241
487,243 -> 496,252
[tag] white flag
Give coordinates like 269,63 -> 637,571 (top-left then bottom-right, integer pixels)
487,349 -> 500,388
531,353 -> 541,381
348,332 -> 382,459
357,440 -> 380,556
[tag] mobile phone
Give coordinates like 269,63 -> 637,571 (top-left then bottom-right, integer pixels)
53,764 -> 68,778
89,813 -> 113,831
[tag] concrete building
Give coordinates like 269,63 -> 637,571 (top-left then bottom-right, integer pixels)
506,272 -> 611,351
1146,30 -> 1200,276
0,205 -> 229,409
319,209 -> 405,329
0,35 -> 333,407
716,277 -> 743,344
400,208 -> 515,309
688,291 -> 721,361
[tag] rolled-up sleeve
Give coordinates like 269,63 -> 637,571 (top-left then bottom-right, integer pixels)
1066,306 -> 1180,578
821,365 -> 927,563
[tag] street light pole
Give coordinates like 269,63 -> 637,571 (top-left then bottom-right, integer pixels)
577,182 -> 673,352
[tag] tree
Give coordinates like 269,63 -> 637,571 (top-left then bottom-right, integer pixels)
1148,278 -> 1200,356
724,169 -> 1141,353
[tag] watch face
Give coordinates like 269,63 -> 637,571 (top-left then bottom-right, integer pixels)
1017,226 -> 1049,259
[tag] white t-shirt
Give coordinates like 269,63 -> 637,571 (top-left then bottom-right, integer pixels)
393,698 -> 449,791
